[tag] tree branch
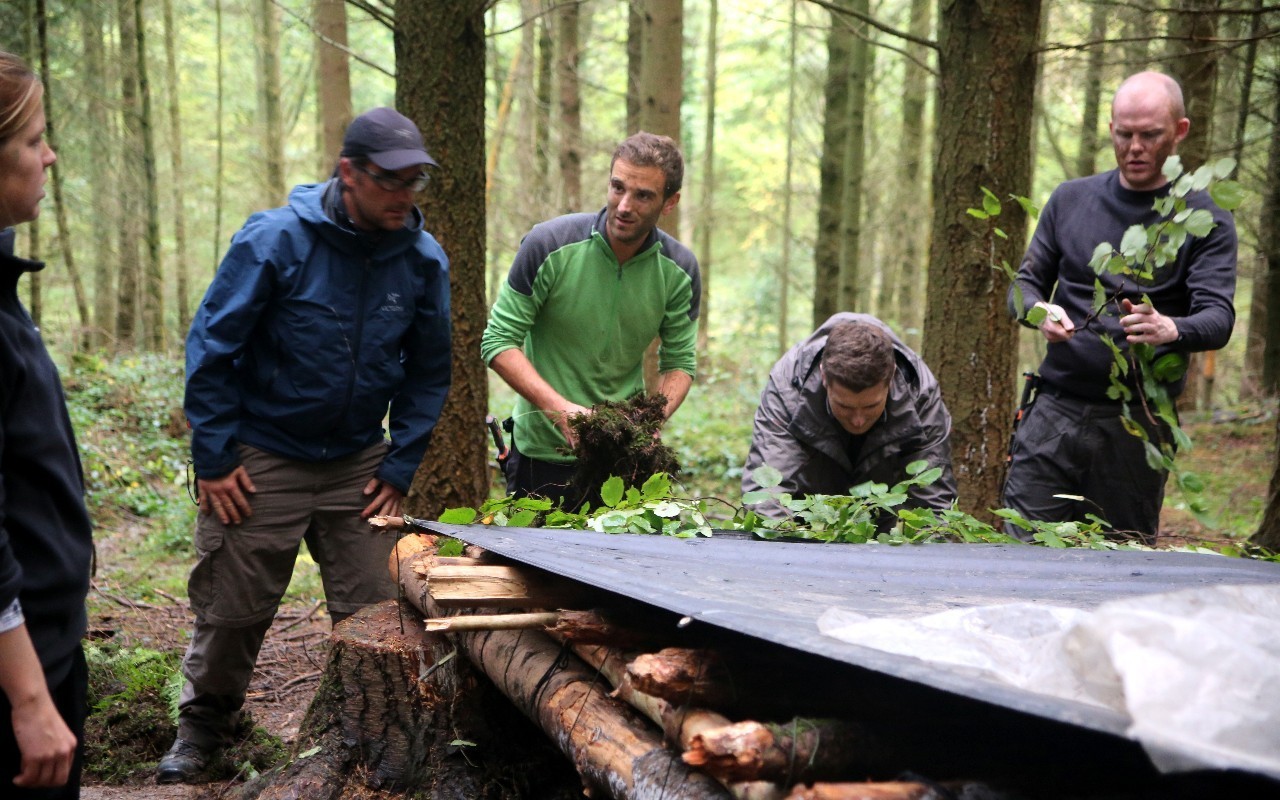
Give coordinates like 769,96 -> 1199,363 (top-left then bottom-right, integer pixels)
803,0 -> 937,51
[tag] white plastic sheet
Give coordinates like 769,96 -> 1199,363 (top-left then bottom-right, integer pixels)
817,583 -> 1280,778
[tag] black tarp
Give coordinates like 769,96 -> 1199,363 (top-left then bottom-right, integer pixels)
423,525 -> 1280,747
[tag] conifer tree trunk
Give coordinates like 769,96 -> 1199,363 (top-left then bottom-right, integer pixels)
814,6 -> 852,328
162,0 -> 191,335
535,9 -> 553,211
837,0 -> 869,317
134,0 -> 165,352
556,1 -> 582,214
35,0 -> 90,344
695,0 -> 717,359
212,0 -> 225,275
1076,2 -> 1108,178
115,0 -> 143,350
1238,0 -> 1266,397
925,0 -> 1041,521
397,0 -> 491,518
779,0 -> 797,357
636,0 -> 684,393
637,0 -> 682,237
256,0 -> 286,207
1259,78 -> 1280,394
1165,0 -> 1219,173
314,0 -> 352,179
897,0 -> 932,344
81,0 -> 115,348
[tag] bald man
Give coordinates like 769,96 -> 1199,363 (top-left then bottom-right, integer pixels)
1003,71 -> 1237,540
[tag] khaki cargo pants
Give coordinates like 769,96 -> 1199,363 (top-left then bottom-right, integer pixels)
176,443 -> 396,747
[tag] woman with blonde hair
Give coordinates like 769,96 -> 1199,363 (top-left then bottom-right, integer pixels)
0,49 -> 94,798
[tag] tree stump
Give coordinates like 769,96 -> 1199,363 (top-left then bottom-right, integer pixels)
234,598 -> 583,800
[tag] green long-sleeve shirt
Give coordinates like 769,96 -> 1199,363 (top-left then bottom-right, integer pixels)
481,208 -> 700,463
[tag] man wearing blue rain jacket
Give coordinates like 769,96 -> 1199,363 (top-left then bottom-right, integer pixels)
160,108 -> 450,785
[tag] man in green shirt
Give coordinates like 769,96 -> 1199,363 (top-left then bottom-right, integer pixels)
481,132 -> 700,506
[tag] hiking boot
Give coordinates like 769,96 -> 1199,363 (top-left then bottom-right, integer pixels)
156,737 -> 214,784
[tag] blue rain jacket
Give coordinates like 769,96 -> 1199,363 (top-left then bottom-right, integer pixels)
185,180 -> 451,493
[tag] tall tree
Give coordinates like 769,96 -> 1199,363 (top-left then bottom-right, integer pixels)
695,0 -> 717,358
1076,2 -> 1108,178
780,0 -> 797,357
1165,0 -> 1220,173
36,0 -> 90,343
256,0 -> 286,206
556,0 -> 582,213
1165,0 -> 1222,409
80,0 -> 115,347
636,0 -> 684,391
924,0 -> 1041,520
397,0 -> 490,518
637,0 -> 683,236
115,0 -> 143,349
1255,69 -> 1280,549
1259,69 -> 1280,394
898,0 -> 933,342
814,6 -> 852,328
535,7 -> 552,203
162,0 -> 191,334
133,0 -> 164,351
1238,0 -> 1267,396
837,0 -> 870,316
314,0 -> 353,179
212,0 -> 225,275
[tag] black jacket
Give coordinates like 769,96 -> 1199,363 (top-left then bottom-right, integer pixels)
0,229 -> 93,686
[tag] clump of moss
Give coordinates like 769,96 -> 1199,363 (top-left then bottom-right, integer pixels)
566,393 -> 680,505
84,642 -> 285,784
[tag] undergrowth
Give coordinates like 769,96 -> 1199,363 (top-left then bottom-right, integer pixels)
83,643 -> 285,784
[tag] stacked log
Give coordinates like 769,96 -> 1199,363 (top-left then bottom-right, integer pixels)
391,532 -> 1007,800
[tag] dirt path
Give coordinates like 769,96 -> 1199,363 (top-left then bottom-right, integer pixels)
83,593 -> 333,800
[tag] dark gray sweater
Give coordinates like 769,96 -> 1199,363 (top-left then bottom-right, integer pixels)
1009,169 -> 1237,401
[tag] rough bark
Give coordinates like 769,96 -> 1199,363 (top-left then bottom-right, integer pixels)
637,0 -> 683,236
161,0 -> 191,334
114,0 -> 143,349
314,0 -> 353,179
837,0 -> 869,317
814,6 -> 852,328
397,0 -> 491,518
1164,0 -> 1219,174
1076,2 -> 1108,178
556,0 -> 582,213
924,0 -> 1041,521
255,0 -> 286,207
1237,0 -> 1266,397
81,0 -> 115,348
236,600 -> 582,799
1261,64 -> 1280,395
1254,82 -> 1280,550
133,0 -> 164,352
695,0 -> 717,359
779,0 -> 796,357
1165,0 -> 1221,411
35,0 -> 90,343
896,0 -> 932,345
397,542 -> 730,799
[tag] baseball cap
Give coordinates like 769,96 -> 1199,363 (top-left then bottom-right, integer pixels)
340,107 -> 439,171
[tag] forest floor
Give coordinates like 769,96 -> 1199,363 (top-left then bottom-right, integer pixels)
74,413 -> 1275,800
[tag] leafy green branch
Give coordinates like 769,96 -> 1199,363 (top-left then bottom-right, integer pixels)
436,467 -> 1278,562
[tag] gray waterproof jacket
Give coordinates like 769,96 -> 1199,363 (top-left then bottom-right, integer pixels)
742,313 -> 957,519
